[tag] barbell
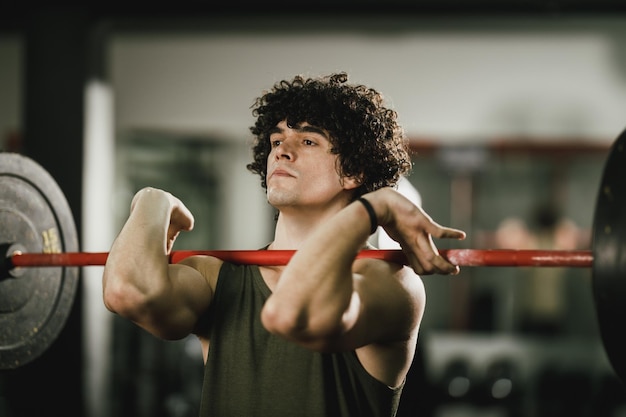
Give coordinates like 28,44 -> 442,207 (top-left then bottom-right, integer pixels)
0,128 -> 625,385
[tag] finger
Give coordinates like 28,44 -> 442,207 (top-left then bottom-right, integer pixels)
167,227 -> 181,245
177,215 -> 194,232
431,255 -> 461,275
426,223 -> 466,241
405,252 -> 427,275
171,205 -> 195,231
407,234 -> 438,274
414,233 -> 460,275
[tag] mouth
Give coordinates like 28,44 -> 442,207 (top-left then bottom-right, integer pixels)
269,168 -> 295,179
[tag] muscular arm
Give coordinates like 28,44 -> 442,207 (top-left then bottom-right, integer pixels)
102,187 -> 217,340
261,187 -> 466,353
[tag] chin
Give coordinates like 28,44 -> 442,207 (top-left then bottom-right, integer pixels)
267,189 -> 295,207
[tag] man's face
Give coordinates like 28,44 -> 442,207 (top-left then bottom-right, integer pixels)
265,120 -> 356,211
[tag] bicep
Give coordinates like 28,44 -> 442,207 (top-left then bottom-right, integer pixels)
344,262 -> 425,349
142,256 -> 220,340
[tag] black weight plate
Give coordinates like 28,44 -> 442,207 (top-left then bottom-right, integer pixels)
592,128 -> 626,384
0,153 -> 78,369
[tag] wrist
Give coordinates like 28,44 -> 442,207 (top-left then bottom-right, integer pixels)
356,197 -> 378,235
361,189 -> 393,228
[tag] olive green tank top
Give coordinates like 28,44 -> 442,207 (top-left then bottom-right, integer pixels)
198,262 -> 404,417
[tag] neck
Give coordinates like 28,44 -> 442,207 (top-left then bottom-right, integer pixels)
269,198 -> 352,250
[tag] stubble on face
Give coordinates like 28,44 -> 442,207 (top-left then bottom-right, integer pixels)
264,120 -> 348,211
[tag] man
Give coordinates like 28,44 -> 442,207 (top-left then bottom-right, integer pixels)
103,72 -> 465,416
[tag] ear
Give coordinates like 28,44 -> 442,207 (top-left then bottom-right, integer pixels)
340,174 -> 363,191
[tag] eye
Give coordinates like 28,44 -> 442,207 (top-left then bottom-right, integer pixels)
303,139 -> 316,146
269,133 -> 282,148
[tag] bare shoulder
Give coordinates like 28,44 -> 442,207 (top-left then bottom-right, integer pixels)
177,255 -> 224,291
352,258 -> 426,337
354,258 -> 425,301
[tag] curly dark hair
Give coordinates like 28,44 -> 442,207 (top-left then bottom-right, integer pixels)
246,72 -> 412,199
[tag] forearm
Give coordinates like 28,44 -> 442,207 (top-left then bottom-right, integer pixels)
262,195 -> 377,343
103,189 -> 174,318
261,186 -> 464,346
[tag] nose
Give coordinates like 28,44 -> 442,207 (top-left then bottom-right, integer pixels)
274,140 -> 294,161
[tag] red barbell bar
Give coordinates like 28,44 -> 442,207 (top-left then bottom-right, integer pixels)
8,248 -> 594,269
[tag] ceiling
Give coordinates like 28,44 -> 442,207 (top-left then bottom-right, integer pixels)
2,1 -> 625,33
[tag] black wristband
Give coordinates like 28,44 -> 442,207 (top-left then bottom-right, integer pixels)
356,197 -> 378,235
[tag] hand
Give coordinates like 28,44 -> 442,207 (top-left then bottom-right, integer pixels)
371,188 -> 466,275
131,187 -> 195,254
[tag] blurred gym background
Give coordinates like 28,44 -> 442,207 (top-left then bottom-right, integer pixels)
1,3 -> 626,416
